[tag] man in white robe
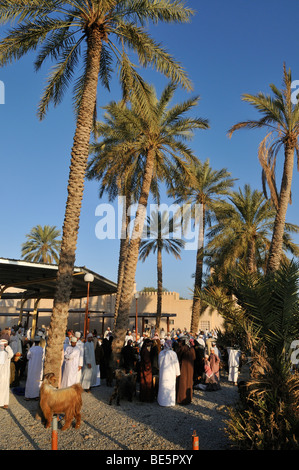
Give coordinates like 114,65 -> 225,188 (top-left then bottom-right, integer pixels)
227,346 -> 241,385
60,337 -> 81,388
157,340 -> 180,407
104,327 -> 112,339
81,333 -> 97,391
74,332 -> 84,383
0,339 -> 14,408
9,331 -> 18,355
9,329 -> 23,355
25,337 -> 45,399
124,330 -> 133,346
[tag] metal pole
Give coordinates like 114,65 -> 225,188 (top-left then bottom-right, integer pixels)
84,282 -> 90,339
135,298 -> 138,336
192,430 -> 199,450
52,415 -> 58,450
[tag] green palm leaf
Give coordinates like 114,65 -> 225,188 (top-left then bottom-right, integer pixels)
228,63 -> 299,273
21,224 -> 61,264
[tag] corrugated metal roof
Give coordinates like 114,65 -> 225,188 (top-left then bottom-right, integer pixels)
0,257 -> 117,299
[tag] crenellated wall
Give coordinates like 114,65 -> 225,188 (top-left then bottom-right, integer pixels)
0,288 -> 223,334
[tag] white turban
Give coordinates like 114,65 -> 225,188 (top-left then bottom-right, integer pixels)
75,331 -> 81,338
70,336 -> 78,343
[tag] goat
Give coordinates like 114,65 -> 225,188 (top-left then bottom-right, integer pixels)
39,373 -> 83,431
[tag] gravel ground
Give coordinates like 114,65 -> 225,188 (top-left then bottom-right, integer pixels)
0,371 -> 241,452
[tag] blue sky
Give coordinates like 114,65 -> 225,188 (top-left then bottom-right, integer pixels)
1,0 -> 299,299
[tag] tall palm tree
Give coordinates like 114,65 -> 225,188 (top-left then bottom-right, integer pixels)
206,184 -> 299,279
228,63 -> 299,274
87,99 -> 164,322
139,208 -> 184,328
112,82 -> 209,355
169,158 -> 236,335
0,0 -> 194,378
21,225 -> 61,264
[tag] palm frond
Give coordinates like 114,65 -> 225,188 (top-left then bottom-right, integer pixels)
118,21 -> 192,91
37,35 -> 83,119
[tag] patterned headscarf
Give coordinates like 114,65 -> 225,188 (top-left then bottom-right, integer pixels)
164,339 -> 173,350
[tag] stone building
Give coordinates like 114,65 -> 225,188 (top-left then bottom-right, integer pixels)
1,288 -> 223,336
0,258 -> 223,336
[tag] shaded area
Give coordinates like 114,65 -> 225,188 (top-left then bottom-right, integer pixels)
1,371 -> 240,451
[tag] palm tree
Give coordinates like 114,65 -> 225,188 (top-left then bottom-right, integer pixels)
198,261 -> 299,449
87,102 -> 142,322
0,0 -> 195,378
21,225 -> 61,264
87,99 -> 166,322
112,83 -> 209,355
225,263 -> 299,449
139,208 -> 184,328
228,63 -> 299,274
169,158 -> 236,335
206,184 -> 299,278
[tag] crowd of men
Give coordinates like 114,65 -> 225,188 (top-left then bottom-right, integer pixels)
0,323 -> 243,410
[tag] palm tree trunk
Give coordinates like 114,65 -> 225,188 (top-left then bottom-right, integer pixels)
113,147 -> 156,358
156,242 -> 162,329
114,194 -> 131,324
43,28 -> 103,380
267,143 -> 295,274
247,235 -> 257,273
190,204 -> 205,335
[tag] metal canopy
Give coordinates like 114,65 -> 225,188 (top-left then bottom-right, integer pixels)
0,257 -> 117,300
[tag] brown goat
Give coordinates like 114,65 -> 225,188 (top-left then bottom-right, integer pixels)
40,373 -> 83,431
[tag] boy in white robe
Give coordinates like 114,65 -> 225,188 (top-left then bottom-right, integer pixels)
157,340 -> 180,407
0,339 -> 13,408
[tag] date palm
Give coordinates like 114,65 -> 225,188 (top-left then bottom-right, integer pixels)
87,99 -> 169,323
21,225 -> 61,264
87,101 -> 147,322
139,208 -> 184,328
206,184 -> 299,280
224,262 -> 299,449
110,82 -> 209,355
199,261 -> 299,449
169,158 -> 236,335
0,0 -> 195,378
228,63 -> 299,274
